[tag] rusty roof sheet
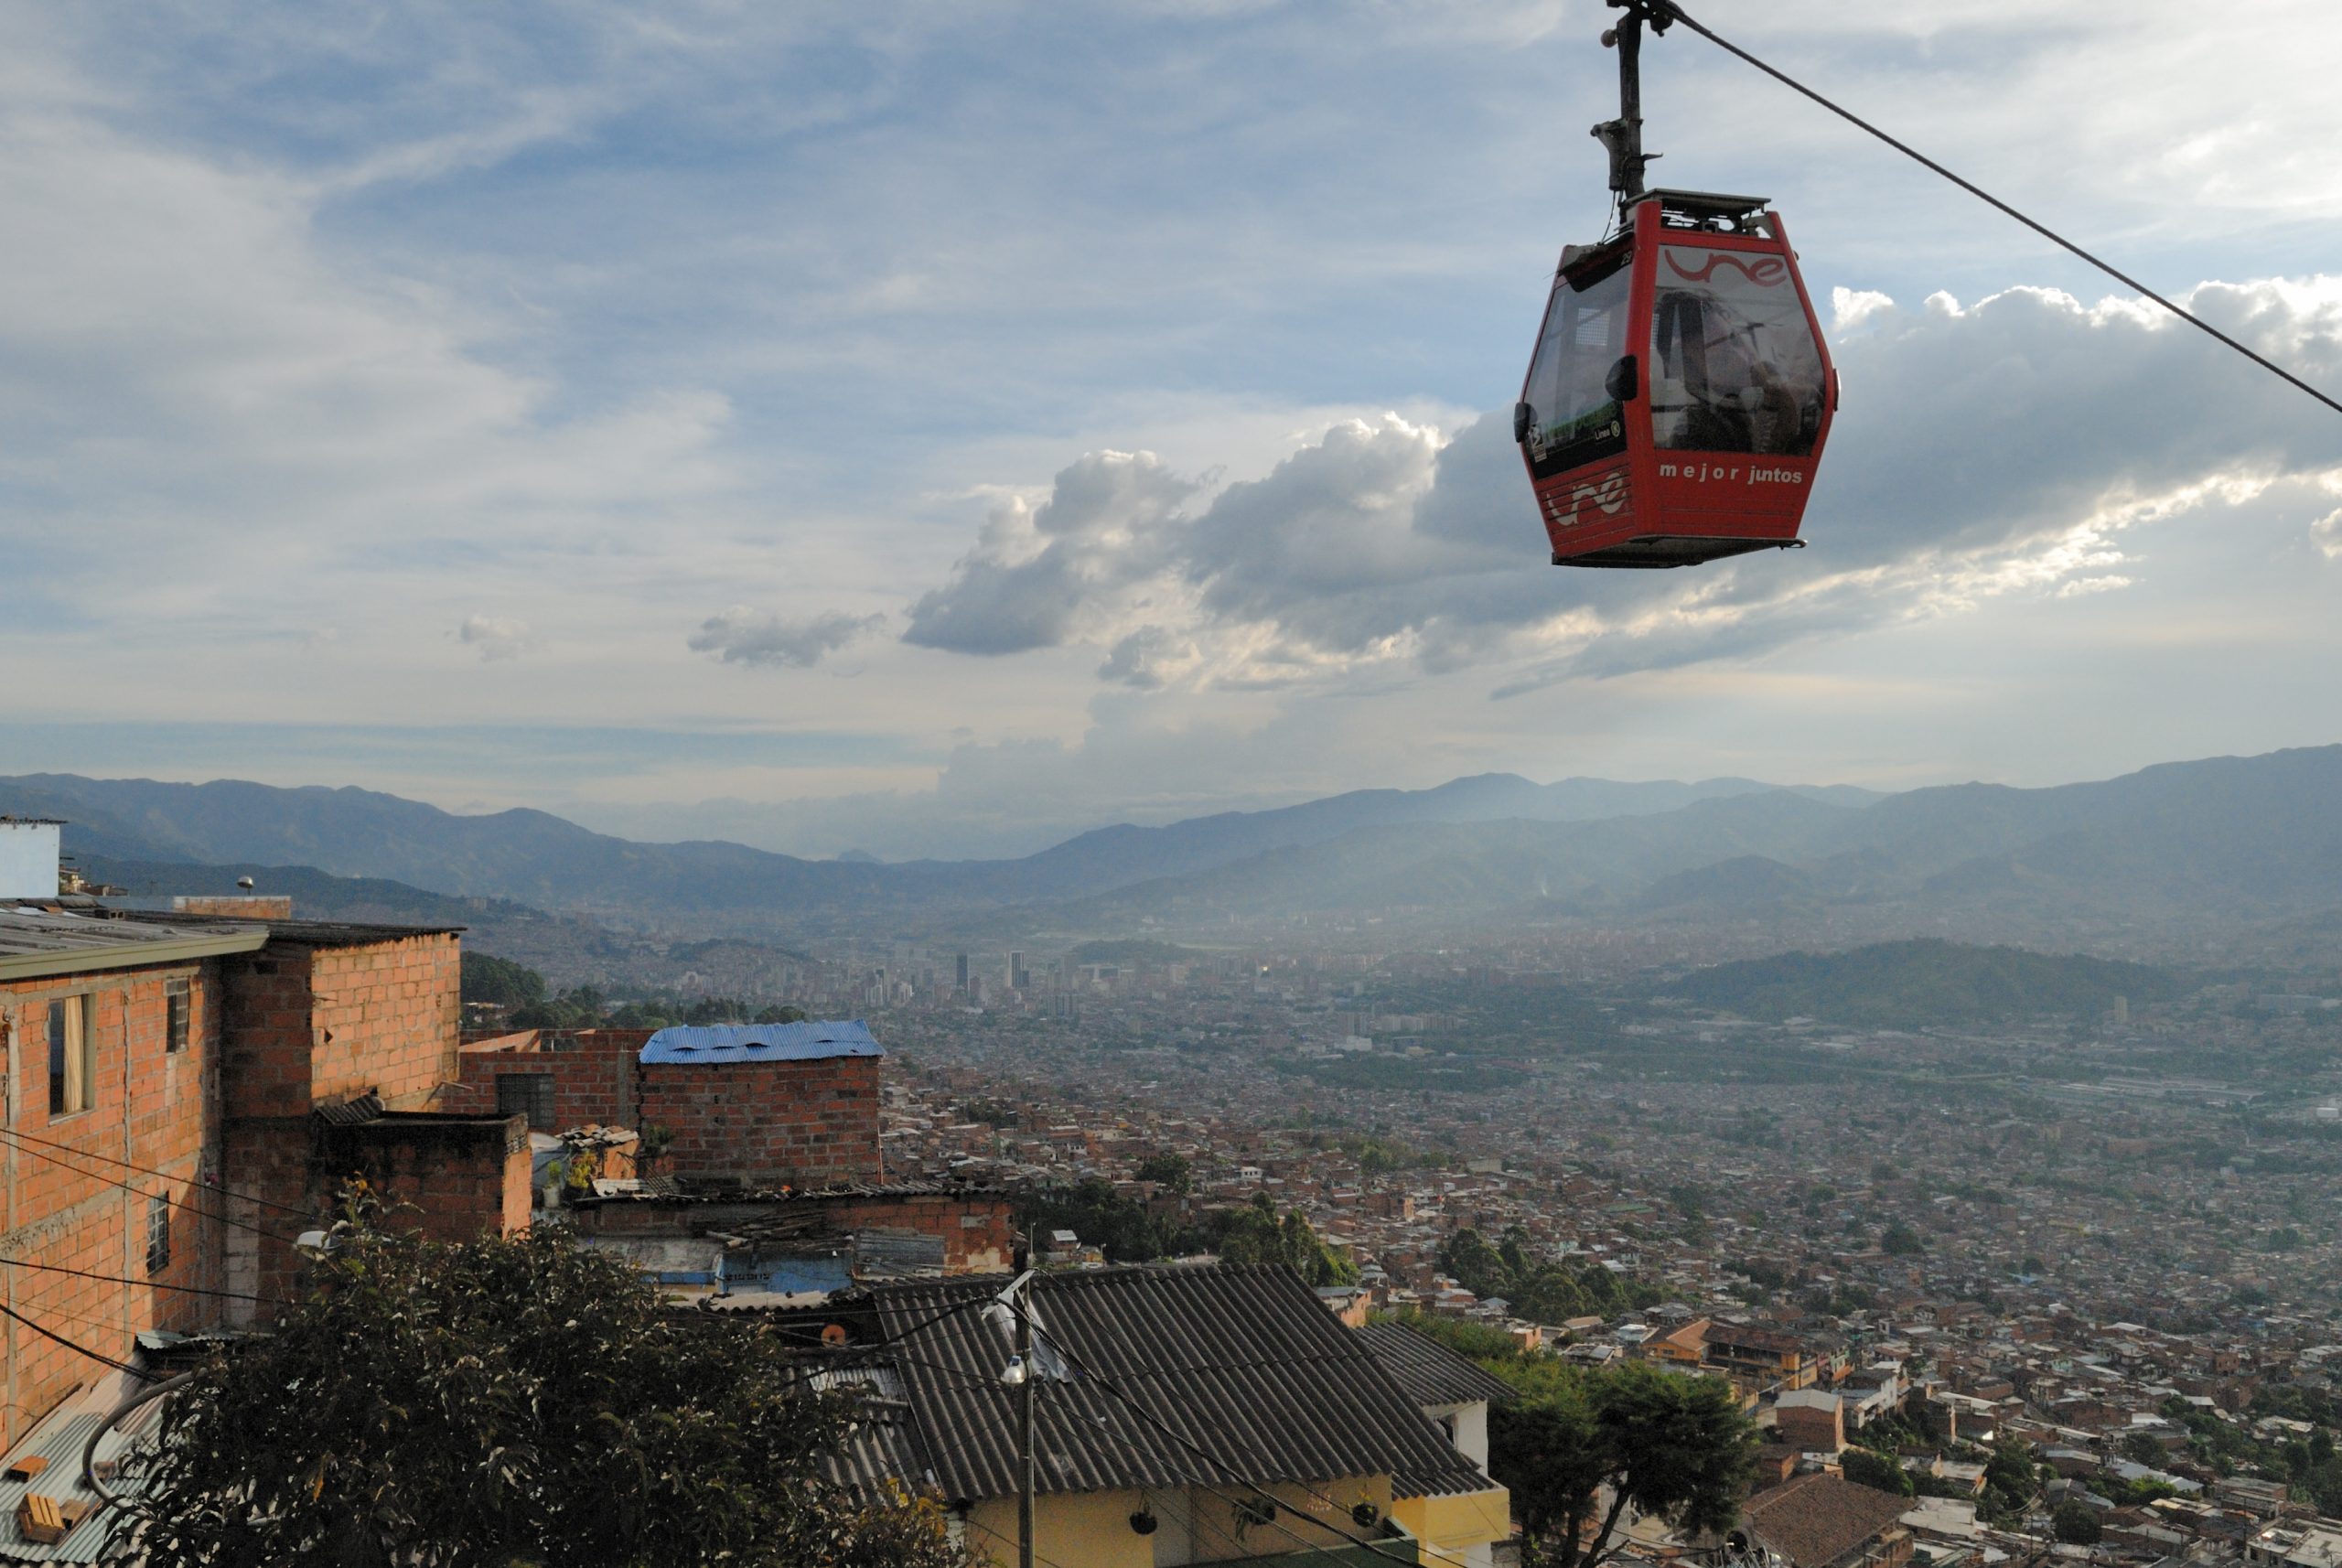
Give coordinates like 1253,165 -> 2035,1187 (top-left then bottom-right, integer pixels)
1742,1472 -> 1914,1568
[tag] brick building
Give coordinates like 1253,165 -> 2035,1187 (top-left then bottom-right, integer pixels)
449,1020 -> 885,1187
0,911 -> 263,1455
0,905 -> 531,1455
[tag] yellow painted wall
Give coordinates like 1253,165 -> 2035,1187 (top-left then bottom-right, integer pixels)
1391,1485 -> 1512,1565
967,1487 -> 1157,1568
963,1475 -> 1399,1566
1183,1474 -> 1394,1561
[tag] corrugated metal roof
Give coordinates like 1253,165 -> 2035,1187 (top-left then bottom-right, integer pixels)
113,910 -> 465,945
0,910 -> 267,982
312,1090 -> 385,1127
1355,1324 -> 1518,1411
639,1020 -> 882,1066
872,1263 -> 1487,1507
0,1372 -> 158,1563
854,1230 -> 947,1279
812,1367 -> 932,1491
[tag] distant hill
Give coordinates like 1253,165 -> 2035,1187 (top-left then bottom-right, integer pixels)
9,745 -> 2342,942
0,768 -> 1872,923
1663,940 -> 2187,1027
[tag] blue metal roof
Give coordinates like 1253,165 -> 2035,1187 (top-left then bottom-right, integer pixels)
639,1019 -> 882,1065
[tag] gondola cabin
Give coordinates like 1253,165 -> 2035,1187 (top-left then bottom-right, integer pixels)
1517,188 -> 1836,568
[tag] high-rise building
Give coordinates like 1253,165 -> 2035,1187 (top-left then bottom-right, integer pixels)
955,951 -> 969,993
1008,950 -> 1028,992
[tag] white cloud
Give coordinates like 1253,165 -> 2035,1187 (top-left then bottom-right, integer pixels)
905,276 -> 2342,695
457,615 -> 532,660
689,607 -> 884,670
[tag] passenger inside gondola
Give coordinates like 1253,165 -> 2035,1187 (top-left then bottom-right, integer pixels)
1649,246 -> 1826,456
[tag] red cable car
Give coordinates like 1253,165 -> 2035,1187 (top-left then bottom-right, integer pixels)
1518,4 -> 1837,568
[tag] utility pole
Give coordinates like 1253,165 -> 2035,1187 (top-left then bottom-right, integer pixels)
1015,1273 -> 1036,1568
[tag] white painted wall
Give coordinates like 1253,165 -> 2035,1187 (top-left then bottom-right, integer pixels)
0,822 -> 59,899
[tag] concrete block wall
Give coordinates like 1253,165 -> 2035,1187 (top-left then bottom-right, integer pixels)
639,1055 -> 882,1186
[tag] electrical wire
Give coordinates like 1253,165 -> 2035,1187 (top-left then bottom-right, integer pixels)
981,1292 -> 1423,1567
0,1130 -> 309,1247
0,1123 -> 317,1219
0,1255 -> 285,1307
0,1299 -> 152,1380
875,1337 -> 1408,1568
1640,0 -> 2342,419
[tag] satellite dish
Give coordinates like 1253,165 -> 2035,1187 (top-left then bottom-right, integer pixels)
236,876 -> 255,891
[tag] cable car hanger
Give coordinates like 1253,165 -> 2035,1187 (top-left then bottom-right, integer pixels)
1605,0 -> 2342,420
1517,0 -> 2341,573
1518,2 -> 1839,567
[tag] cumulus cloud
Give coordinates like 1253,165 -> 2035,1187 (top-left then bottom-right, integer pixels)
457,615 -> 532,660
902,450 -> 1199,655
902,276 -> 2342,693
689,607 -> 883,669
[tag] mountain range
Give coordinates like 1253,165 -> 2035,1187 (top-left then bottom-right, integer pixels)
10,744 -> 2342,952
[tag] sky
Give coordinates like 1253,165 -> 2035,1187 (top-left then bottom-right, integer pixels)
5,1 -> 2342,860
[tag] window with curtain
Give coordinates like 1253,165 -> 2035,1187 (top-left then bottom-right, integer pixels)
47,994 -> 94,1116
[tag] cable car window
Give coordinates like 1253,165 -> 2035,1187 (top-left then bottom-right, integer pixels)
1520,254 -> 1632,479
1649,245 -> 1826,456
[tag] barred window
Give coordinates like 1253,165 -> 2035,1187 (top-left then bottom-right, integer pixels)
166,978 -> 190,1054
146,1195 -> 172,1273
496,1073 -> 556,1132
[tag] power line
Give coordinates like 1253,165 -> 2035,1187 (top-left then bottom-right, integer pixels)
1640,0 -> 2342,420
984,1294 -> 1422,1567
0,1255 -> 285,1307
875,1336 -> 1411,1568
0,1123 -> 315,1219
0,1131 -> 306,1247
0,1299 -> 151,1380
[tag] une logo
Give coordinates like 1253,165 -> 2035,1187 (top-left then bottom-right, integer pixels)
1664,252 -> 1788,287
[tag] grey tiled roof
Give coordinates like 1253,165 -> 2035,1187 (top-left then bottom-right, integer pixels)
1356,1323 -> 1518,1410
872,1263 -> 1487,1506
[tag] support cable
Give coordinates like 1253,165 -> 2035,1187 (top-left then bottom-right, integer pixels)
1634,0 -> 2342,418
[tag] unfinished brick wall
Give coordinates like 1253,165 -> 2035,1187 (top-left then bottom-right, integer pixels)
309,935 -> 461,1111
216,930 -> 468,1316
820,1190 -> 1013,1273
313,1114 -> 532,1246
0,964 -> 223,1454
441,1029 -> 649,1132
639,1054 -> 882,1185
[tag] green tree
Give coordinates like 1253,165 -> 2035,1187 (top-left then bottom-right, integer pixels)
1842,1448 -> 1915,1497
755,1003 -> 811,1025
124,1208 -> 968,1567
2052,1499 -> 2103,1545
2121,1431 -> 2167,1467
1212,1193 -> 1359,1285
1135,1152 -> 1193,1193
460,951 -> 547,1011
1490,1360 -> 1756,1568
1880,1221 -> 1927,1256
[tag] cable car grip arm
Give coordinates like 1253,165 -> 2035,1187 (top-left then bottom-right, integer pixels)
1593,0 -> 1681,208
